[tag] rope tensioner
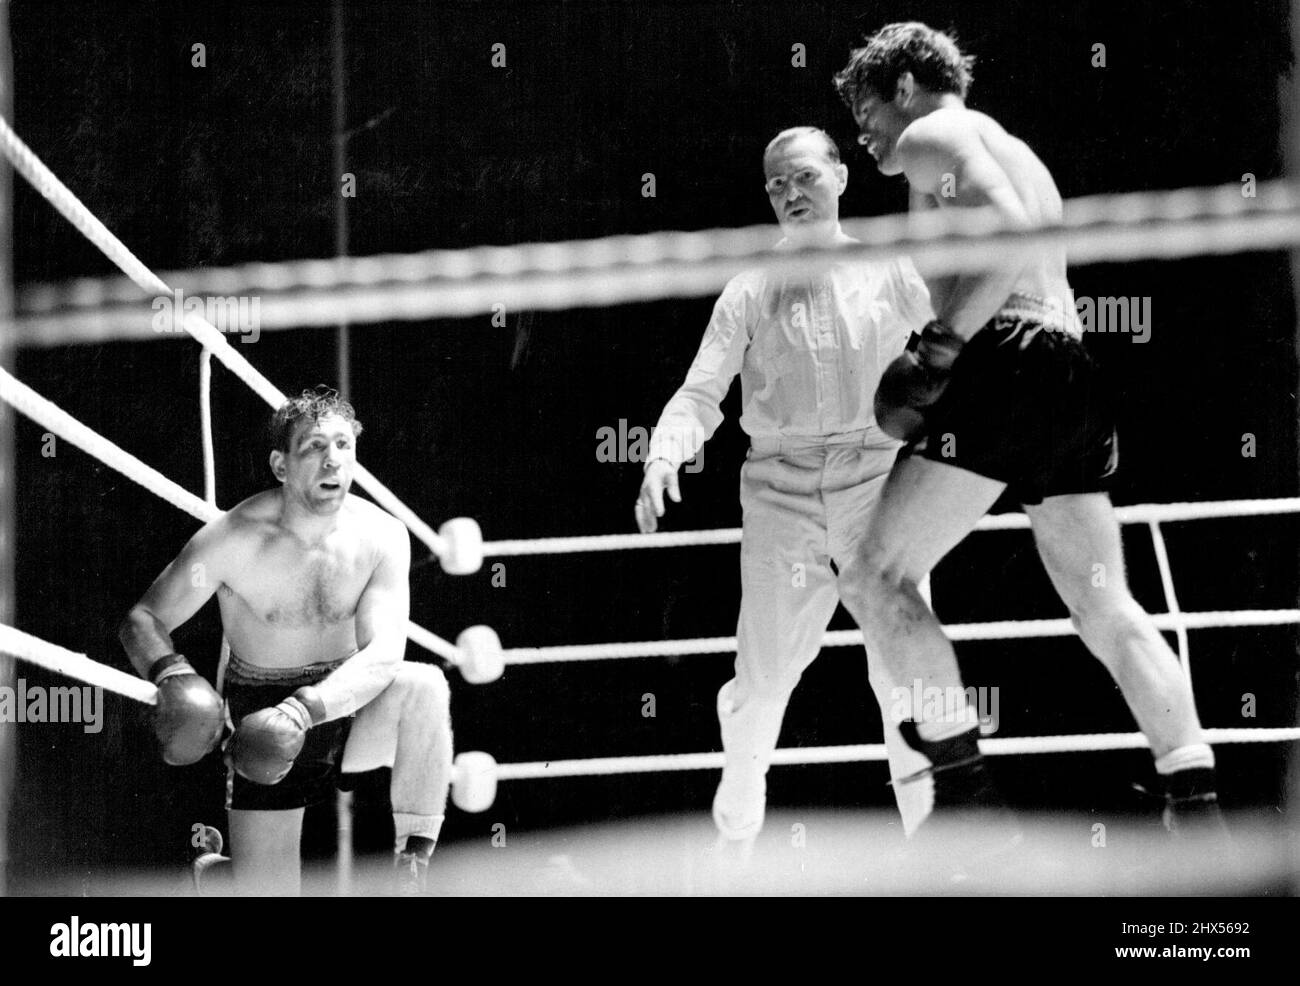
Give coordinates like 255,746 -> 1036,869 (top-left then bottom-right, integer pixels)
435,517 -> 483,575
407,622 -> 504,684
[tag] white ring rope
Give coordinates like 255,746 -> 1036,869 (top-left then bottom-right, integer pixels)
0,364 -> 464,665
0,624 -> 156,704
1148,520 -> 1192,682
482,497 -> 1300,557
6,614 -> 1292,785
197,351 -> 236,692
8,606 -> 1293,784
0,116 -> 453,565
0,364 -> 218,523
491,728 -> 1300,781
404,621 -> 467,665
485,527 -> 743,557
502,610 -> 1300,665
23,182 -> 1300,300
199,348 -> 217,508
477,493 -> 1300,776
13,182 -> 1300,339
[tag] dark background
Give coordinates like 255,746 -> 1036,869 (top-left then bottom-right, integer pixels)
5,0 -> 1298,886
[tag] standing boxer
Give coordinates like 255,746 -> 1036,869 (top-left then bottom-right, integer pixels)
833,22 -> 1222,832
121,388 -> 454,894
637,127 -> 937,844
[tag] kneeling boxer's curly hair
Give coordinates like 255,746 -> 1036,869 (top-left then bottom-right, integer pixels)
269,386 -> 364,451
834,21 -> 976,106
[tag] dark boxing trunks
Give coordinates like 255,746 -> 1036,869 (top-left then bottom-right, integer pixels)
224,652 -> 353,811
916,294 -> 1118,505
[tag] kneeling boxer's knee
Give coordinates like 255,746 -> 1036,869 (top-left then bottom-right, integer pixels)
394,662 -> 451,714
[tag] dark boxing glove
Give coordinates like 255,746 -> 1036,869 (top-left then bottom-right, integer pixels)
231,686 -> 327,785
874,319 -> 965,442
149,654 -> 224,766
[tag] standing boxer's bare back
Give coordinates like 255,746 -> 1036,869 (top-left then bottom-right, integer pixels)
862,101 -> 1074,323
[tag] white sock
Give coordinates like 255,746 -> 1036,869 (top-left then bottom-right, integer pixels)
393,813 -> 445,853
914,687 -> 981,743
1154,743 -> 1215,775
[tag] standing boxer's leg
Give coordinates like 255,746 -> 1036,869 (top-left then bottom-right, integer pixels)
827,442 -> 934,835
1026,492 -> 1220,832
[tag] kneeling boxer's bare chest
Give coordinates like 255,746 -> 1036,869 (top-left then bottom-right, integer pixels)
222,542 -> 371,629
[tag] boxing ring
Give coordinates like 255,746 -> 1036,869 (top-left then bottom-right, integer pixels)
1,110 -> 1299,894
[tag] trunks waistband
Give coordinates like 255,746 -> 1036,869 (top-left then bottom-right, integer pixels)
995,292 -> 1083,338
225,651 -> 353,688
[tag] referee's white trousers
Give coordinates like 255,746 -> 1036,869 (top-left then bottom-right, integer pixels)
714,433 -> 933,838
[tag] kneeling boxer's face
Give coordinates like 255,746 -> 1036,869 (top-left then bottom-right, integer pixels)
271,413 -> 358,513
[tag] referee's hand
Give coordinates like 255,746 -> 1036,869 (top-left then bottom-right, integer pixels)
635,459 -> 681,534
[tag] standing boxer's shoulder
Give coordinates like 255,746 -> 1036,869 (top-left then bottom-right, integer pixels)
906,104 -> 979,141
896,110 -> 975,190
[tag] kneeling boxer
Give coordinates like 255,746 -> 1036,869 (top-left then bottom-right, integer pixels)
120,387 -> 453,895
